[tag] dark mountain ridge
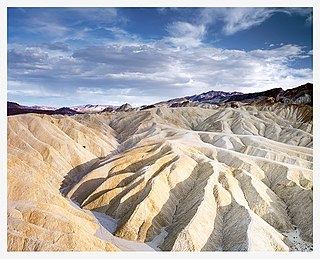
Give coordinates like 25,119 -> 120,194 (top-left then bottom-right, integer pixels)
7,103 -> 83,116
7,83 -> 312,116
161,83 -> 312,108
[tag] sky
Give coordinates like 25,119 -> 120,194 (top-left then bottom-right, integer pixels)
7,7 -> 313,107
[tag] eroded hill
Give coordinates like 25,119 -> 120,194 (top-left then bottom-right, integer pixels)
7,103 -> 313,251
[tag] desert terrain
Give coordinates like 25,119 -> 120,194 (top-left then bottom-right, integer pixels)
7,86 -> 313,251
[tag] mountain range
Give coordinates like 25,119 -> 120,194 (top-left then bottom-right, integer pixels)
7,83 -> 312,116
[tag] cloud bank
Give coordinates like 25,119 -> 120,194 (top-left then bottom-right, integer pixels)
7,8 -> 312,107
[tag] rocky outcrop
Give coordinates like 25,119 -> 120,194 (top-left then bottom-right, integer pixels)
116,103 -> 133,112
155,83 -> 313,108
70,104 -> 115,113
277,83 -> 312,106
7,103 -> 313,251
102,106 -> 116,113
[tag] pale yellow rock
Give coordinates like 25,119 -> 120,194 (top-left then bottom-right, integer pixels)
7,104 -> 312,251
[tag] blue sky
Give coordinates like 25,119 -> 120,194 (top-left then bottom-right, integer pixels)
7,7 -> 313,107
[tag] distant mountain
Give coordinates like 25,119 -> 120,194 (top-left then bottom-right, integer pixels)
29,105 -> 57,110
101,103 -> 133,113
7,102 -> 51,116
154,90 -> 243,106
222,87 -> 283,103
278,83 -> 313,106
7,83 -> 312,116
53,107 -> 84,115
187,90 -> 243,103
7,102 -> 83,116
218,83 -> 312,105
70,104 -> 115,113
116,103 -> 133,112
156,83 -> 312,108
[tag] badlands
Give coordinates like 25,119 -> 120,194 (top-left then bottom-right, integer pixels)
7,101 -> 313,251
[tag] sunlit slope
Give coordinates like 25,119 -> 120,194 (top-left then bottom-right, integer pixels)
7,114 -> 120,251
7,104 -> 312,251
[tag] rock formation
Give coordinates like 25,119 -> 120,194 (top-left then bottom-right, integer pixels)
116,103 -> 133,112
156,83 -> 313,108
7,102 -> 83,116
70,104 -> 115,113
7,101 -> 312,251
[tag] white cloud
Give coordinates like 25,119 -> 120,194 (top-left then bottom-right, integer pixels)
7,81 -> 62,97
199,7 -> 312,36
10,8 -> 122,44
76,87 -> 106,95
32,20 -> 69,37
198,8 -> 275,35
305,14 -> 312,25
165,22 -> 206,48
250,44 -> 306,61
74,86 -> 161,106
8,42 -> 312,106
222,8 -> 274,35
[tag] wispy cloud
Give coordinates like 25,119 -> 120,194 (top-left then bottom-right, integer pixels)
8,47 -> 50,69
199,7 -> 312,36
164,22 -> 206,48
221,8 -> 274,35
8,8 -> 123,44
7,80 -> 63,97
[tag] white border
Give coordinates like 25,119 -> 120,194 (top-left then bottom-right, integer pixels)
1,1 -> 319,259
0,0 -> 7,257
2,0 -> 317,7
